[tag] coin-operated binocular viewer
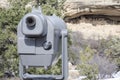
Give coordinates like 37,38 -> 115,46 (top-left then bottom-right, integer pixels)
17,7 -> 68,80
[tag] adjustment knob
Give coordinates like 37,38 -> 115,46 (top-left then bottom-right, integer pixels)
43,42 -> 52,50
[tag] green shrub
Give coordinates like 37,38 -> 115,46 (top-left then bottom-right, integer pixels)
77,46 -> 98,80
70,32 -> 119,79
99,36 -> 120,68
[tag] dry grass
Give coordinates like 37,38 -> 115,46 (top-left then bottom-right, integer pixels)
67,18 -> 120,40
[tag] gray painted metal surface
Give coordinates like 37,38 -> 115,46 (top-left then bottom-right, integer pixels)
17,6 -> 68,80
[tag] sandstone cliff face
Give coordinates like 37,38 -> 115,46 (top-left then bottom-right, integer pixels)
64,0 -> 120,21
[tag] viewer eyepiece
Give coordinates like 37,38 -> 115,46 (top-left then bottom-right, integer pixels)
26,16 -> 36,27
